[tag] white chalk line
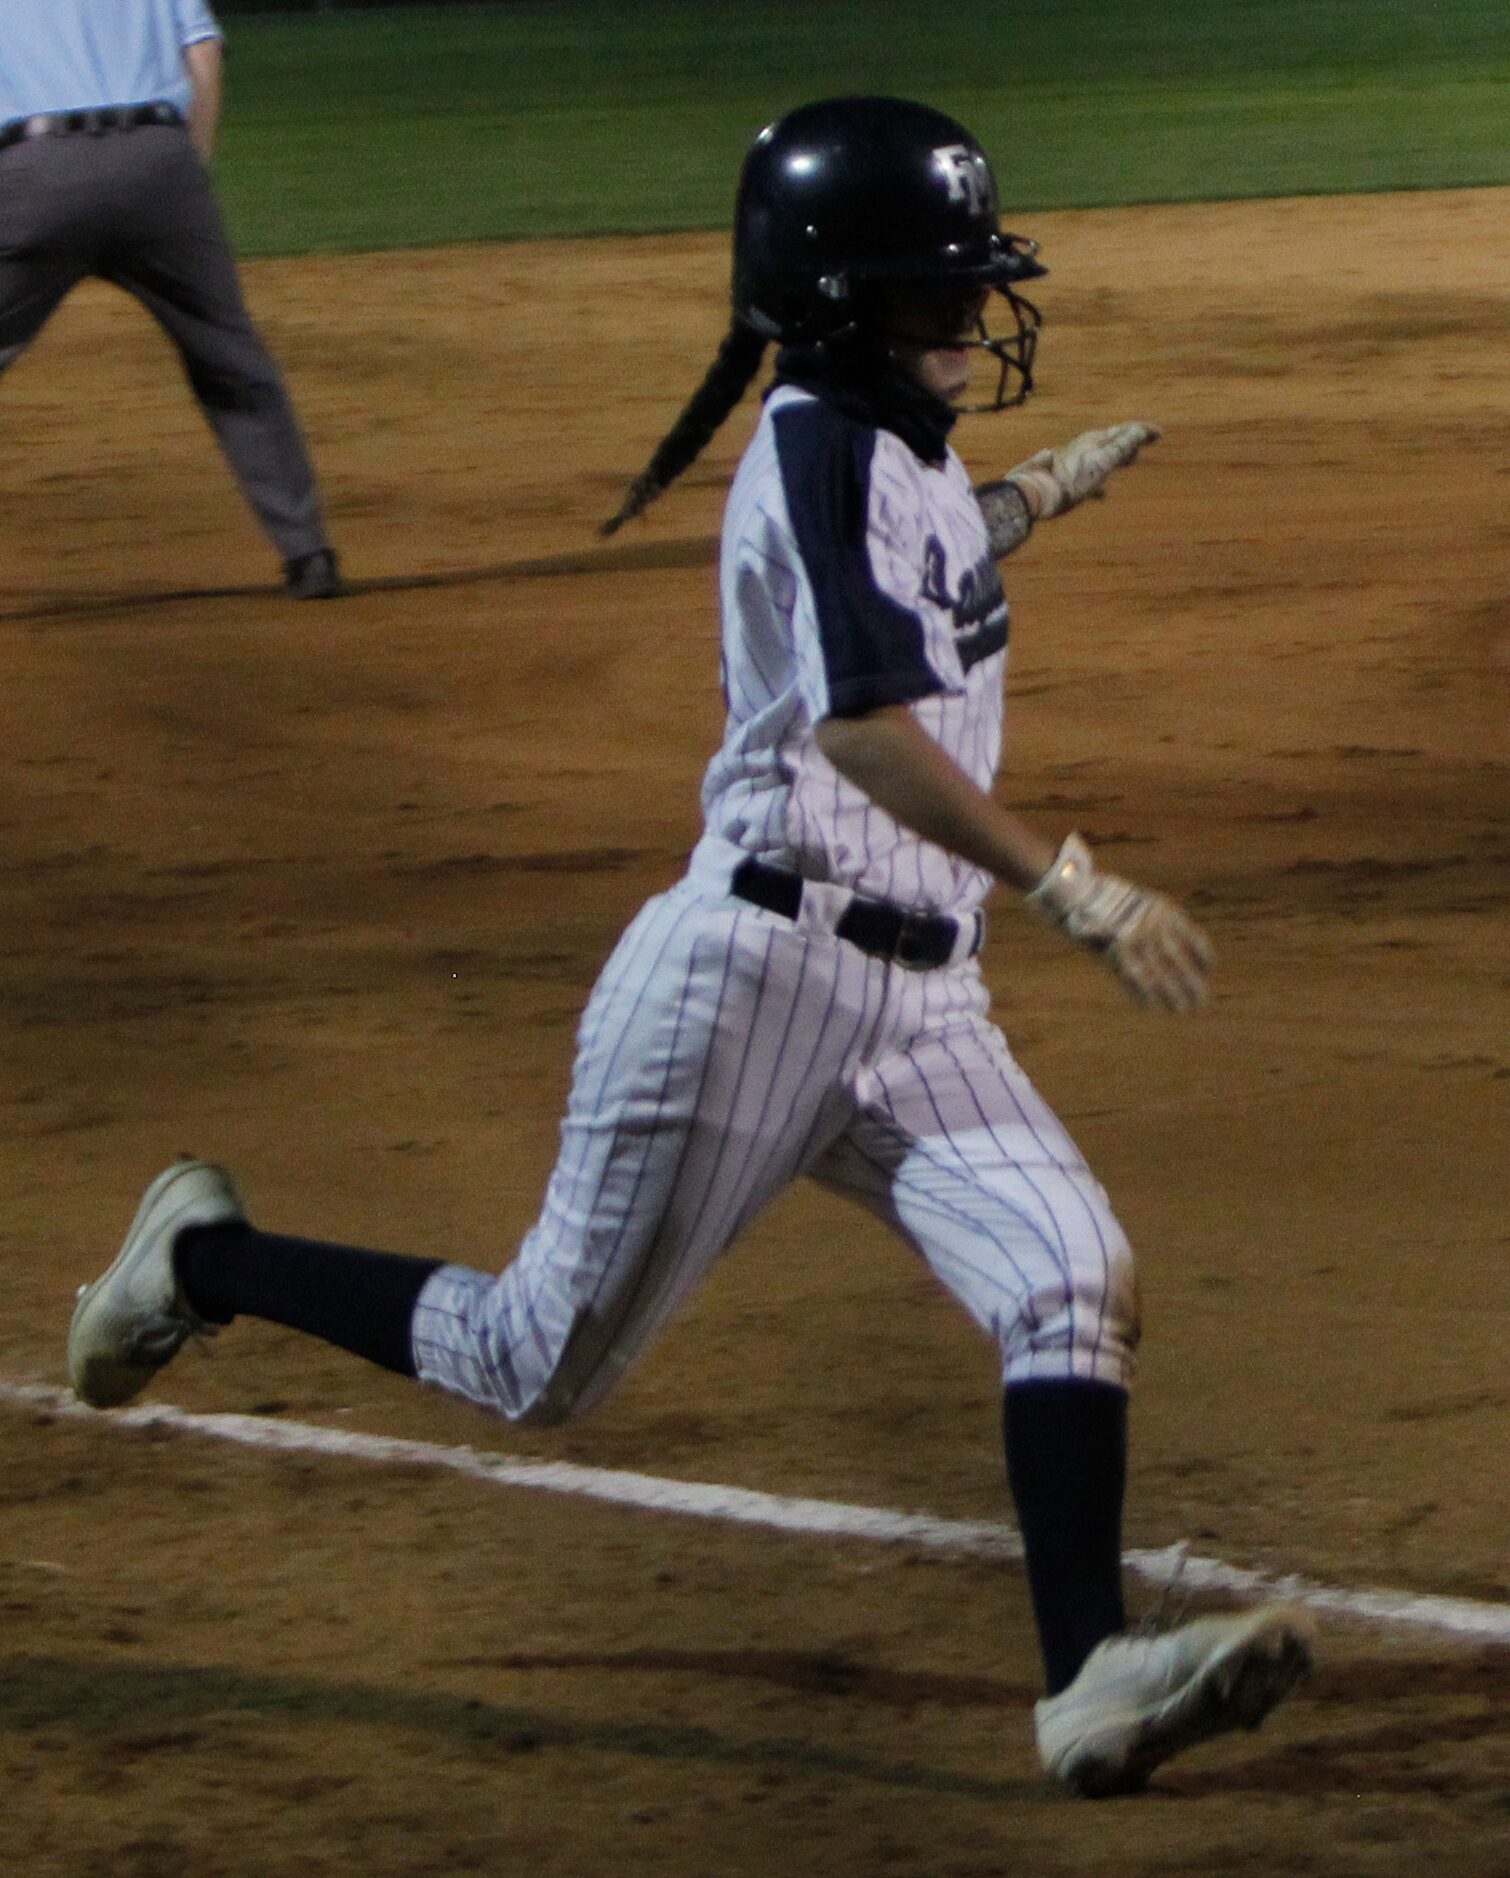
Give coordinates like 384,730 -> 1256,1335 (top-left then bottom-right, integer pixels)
5,1379 -> 1507,1646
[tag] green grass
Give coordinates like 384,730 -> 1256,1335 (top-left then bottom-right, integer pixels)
213,0 -> 1510,253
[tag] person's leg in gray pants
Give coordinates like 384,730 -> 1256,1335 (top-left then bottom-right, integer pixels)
0,125 -> 339,589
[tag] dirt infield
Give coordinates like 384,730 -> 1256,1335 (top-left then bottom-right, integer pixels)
0,188 -> 1506,1875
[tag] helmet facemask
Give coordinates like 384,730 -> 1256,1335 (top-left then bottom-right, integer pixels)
851,257 -> 1044,414
953,282 -> 1043,413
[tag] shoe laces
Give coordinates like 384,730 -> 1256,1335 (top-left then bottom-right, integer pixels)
1133,1539 -> 1193,1637
119,1309 -> 219,1367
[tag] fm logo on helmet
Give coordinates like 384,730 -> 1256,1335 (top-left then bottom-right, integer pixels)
934,144 -> 994,215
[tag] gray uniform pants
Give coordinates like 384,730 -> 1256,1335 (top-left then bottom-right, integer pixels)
0,122 -> 328,561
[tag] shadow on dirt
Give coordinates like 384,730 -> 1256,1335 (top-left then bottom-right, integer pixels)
0,1652 -> 1033,1800
0,535 -> 721,626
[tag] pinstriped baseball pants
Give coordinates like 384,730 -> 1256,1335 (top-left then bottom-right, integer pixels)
411,846 -> 1139,1424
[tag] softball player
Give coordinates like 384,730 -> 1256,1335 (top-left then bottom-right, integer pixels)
67,97 -> 1311,1795
0,0 -> 341,597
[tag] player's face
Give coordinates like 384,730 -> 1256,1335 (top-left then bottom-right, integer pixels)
880,284 -> 992,403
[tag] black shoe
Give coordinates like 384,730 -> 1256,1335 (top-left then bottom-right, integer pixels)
283,548 -> 344,599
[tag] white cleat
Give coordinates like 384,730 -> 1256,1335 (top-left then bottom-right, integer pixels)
68,1159 -> 245,1408
1035,1604 -> 1316,1797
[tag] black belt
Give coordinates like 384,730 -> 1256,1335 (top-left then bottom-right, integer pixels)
731,857 -> 979,971
0,103 -> 184,151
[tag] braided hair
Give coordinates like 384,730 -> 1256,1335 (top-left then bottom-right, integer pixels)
599,321 -> 769,537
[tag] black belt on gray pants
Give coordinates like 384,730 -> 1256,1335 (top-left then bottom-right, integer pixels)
0,102 -> 184,152
731,857 -> 979,970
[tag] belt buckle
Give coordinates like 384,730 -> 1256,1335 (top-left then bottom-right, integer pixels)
893,915 -> 934,969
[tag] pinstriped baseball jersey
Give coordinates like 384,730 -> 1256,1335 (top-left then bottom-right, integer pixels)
703,384 -> 1007,919
409,377 -> 1140,1426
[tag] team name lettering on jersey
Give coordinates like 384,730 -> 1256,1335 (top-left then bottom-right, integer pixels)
921,536 -> 1009,672
708,385 -> 1005,918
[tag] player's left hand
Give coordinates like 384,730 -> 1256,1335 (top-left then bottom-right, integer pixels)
1026,832 -> 1213,1012
1005,422 -> 1161,520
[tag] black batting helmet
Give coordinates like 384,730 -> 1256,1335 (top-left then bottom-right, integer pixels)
600,95 -> 1047,535
732,96 -> 1047,347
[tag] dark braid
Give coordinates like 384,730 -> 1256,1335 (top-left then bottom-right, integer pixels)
599,321 -> 769,537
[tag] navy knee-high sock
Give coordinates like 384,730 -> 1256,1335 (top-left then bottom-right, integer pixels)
1003,1378 -> 1129,1696
175,1222 -> 441,1378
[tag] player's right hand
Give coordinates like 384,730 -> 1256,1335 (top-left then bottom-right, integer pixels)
1026,833 -> 1213,1012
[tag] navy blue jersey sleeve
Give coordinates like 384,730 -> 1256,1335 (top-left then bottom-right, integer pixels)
772,399 -> 946,720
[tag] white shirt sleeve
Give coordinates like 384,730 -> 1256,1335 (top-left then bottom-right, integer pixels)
175,0 -> 224,47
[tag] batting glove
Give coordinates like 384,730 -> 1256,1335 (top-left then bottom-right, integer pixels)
1027,833 -> 1214,1012
1006,422 -> 1161,521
